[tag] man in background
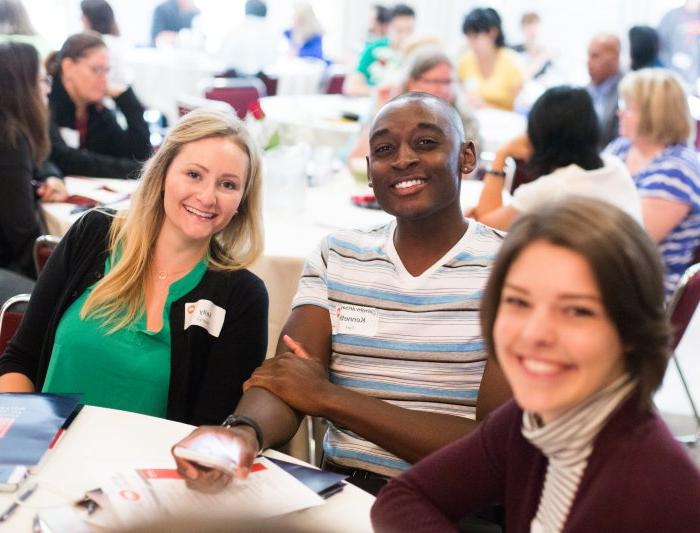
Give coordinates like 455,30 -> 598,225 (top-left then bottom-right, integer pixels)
150,0 -> 199,46
217,0 -> 279,77
586,33 -> 622,148
343,3 -> 415,97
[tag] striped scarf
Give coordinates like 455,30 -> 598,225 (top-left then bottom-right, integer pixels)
522,374 -> 636,533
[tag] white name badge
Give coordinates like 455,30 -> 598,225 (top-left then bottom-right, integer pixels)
332,303 -> 378,336
59,127 -> 80,149
184,300 -> 226,338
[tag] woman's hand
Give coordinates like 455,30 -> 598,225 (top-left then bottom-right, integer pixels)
243,335 -> 334,417
106,83 -> 128,99
172,425 -> 260,492
493,134 -> 533,171
37,177 -> 68,203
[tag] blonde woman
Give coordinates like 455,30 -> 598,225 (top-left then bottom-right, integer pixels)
605,68 -> 700,295
284,2 -> 326,62
0,108 -> 269,426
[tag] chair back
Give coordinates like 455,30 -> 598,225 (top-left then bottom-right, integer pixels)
322,64 -> 347,94
668,263 -> 700,349
205,77 -> 267,119
176,95 -> 232,118
0,294 -> 30,354
33,235 -> 62,277
248,255 -> 305,360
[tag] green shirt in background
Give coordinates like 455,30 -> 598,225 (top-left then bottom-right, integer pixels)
42,254 -> 207,418
356,36 -> 392,86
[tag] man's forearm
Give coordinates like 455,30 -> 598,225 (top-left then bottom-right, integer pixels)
320,384 -> 477,464
233,387 -> 303,449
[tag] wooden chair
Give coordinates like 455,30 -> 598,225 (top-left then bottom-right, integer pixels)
0,294 -> 30,354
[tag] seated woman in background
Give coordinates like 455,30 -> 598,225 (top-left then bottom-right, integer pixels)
348,46 -> 481,165
456,7 -> 523,111
47,32 -> 151,179
0,108 -> 269,426
372,198 -> 700,532
284,2 -> 326,62
0,42 -> 67,280
605,68 -> 700,296
472,86 -> 641,230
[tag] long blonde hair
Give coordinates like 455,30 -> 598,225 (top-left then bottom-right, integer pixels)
81,108 -> 264,330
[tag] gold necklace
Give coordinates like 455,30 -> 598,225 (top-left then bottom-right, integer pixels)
153,265 -> 192,281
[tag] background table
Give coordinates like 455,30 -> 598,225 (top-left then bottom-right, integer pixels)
0,405 -> 374,532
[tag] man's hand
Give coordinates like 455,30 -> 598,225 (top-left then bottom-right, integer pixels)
172,425 -> 259,492
243,335 -> 333,417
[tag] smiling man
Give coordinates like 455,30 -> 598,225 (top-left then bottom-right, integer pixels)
173,92 -> 511,495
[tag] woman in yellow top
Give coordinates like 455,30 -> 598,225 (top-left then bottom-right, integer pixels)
456,7 -> 523,111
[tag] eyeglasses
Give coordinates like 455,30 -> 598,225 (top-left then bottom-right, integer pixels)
417,77 -> 455,86
80,62 -> 110,77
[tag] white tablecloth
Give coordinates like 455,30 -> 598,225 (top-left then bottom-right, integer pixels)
0,406 -> 374,532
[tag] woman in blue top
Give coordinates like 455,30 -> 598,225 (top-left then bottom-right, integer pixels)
284,2 -> 326,62
0,108 -> 269,425
605,68 -> 700,295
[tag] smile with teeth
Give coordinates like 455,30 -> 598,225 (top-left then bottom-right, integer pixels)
519,356 -> 573,377
184,205 -> 216,219
393,178 -> 426,189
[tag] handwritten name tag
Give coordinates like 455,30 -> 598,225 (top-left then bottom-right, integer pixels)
331,303 -> 379,336
184,300 -> 226,338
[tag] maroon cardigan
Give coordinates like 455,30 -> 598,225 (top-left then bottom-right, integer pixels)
371,395 -> 700,532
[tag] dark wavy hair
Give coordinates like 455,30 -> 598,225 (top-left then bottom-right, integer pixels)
81,0 -> 119,36
0,42 -> 49,165
462,7 -> 505,48
526,85 -> 602,178
480,198 -> 671,408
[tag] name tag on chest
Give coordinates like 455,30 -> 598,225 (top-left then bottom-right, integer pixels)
184,300 -> 226,337
332,304 -> 378,336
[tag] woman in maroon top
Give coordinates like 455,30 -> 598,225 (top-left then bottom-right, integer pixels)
371,198 -> 700,532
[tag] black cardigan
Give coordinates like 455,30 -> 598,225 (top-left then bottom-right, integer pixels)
0,210 -> 269,425
49,77 -> 151,179
0,134 -> 42,278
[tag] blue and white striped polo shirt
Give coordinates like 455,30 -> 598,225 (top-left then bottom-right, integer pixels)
292,219 -> 504,477
606,138 -> 700,295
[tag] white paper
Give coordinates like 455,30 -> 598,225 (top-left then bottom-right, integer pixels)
96,457 -> 324,528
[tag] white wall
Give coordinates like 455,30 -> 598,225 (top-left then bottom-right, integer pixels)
24,0 -> 685,81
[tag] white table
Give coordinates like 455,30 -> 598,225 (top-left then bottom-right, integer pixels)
41,173 -> 494,261
0,405 -> 374,532
260,95 -> 370,151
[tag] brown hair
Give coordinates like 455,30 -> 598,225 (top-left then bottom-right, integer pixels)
619,68 -> 692,145
0,0 -> 35,34
81,0 -> 120,36
480,197 -> 671,406
46,31 -> 106,78
0,41 -> 49,165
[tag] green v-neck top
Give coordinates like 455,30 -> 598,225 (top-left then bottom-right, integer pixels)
42,253 -> 207,418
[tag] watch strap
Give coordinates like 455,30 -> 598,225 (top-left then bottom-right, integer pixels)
221,415 -> 264,452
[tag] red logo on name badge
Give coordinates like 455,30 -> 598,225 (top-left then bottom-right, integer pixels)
0,418 -> 15,438
119,490 -> 141,502
186,304 -> 196,314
